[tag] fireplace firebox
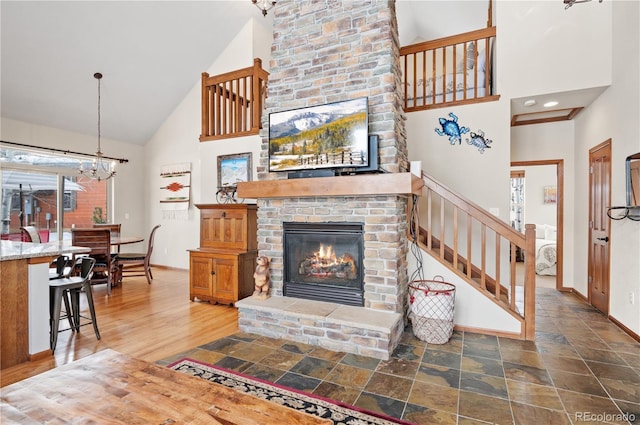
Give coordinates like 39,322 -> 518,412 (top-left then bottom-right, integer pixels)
283,222 -> 364,306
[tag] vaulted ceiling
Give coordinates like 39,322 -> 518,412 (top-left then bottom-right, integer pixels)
1,1 -> 598,146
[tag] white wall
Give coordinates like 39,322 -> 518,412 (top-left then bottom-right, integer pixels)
497,1 -> 612,98
144,18 -> 270,269
0,117 -> 146,242
407,100 -> 511,217
571,1 -> 640,334
517,165 -> 557,228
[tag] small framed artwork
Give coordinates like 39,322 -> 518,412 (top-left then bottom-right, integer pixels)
543,186 -> 557,204
217,152 -> 252,187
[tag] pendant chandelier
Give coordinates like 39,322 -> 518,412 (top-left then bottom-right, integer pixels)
79,72 -> 116,181
251,0 -> 276,17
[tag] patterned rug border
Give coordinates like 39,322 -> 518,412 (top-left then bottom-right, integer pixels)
168,357 -> 415,425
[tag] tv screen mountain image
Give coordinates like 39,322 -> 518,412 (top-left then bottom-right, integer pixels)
268,97 -> 369,173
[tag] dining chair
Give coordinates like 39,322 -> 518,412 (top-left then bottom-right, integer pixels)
49,257 -> 100,353
114,225 -> 161,285
93,223 -> 122,253
71,228 -> 116,295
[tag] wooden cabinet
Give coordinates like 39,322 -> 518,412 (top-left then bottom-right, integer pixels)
197,204 -> 257,251
189,250 -> 256,305
189,204 -> 257,305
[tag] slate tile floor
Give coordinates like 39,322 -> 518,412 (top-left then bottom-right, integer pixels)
159,288 -> 639,424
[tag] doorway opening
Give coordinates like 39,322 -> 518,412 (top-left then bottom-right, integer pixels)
510,160 -> 564,291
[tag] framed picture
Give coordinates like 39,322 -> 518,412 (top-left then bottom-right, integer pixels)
543,186 -> 557,204
217,152 -> 252,187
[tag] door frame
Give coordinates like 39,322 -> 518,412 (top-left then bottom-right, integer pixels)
511,159 -> 565,291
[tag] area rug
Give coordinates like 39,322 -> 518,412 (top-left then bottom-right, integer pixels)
168,358 -> 414,425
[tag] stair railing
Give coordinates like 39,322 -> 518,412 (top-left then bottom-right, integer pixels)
411,171 -> 537,339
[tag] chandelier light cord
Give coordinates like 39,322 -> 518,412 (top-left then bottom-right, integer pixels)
78,71 -> 117,181
95,72 -> 103,156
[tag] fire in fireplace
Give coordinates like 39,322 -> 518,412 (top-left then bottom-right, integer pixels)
283,222 -> 364,306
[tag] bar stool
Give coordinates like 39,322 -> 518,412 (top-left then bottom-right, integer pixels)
49,255 -> 71,280
49,257 -> 101,353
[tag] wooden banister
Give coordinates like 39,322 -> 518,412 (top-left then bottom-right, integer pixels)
422,173 -> 525,246
413,171 -> 537,340
200,58 -> 269,142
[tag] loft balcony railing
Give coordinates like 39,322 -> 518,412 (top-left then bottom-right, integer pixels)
400,26 -> 499,111
199,58 -> 269,141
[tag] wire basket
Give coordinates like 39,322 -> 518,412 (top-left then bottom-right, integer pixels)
408,276 -> 456,344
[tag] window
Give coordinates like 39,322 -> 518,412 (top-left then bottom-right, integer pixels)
1,145 -> 109,240
63,177 -> 77,211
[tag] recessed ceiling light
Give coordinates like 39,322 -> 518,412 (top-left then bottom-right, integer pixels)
544,101 -> 559,108
523,99 -> 536,107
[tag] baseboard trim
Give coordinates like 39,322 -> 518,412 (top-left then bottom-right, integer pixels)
150,264 -> 188,272
609,315 -> 640,343
29,349 -> 52,362
570,289 -> 588,303
453,324 -> 523,340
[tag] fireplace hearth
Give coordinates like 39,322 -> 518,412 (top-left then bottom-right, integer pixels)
283,222 -> 364,306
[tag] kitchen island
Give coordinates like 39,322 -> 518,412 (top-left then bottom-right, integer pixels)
1,240 -> 90,369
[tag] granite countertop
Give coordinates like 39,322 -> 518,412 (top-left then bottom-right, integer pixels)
0,240 -> 91,262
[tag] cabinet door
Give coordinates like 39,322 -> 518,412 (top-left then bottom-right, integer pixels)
190,255 -> 213,297
201,209 -> 247,250
212,257 -> 237,302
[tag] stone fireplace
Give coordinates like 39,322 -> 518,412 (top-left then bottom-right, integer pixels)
235,0 -> 410,360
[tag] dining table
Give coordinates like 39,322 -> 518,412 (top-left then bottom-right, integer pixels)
110,235 -> 144,247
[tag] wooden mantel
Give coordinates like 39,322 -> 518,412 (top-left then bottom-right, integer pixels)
237,172 -> 423,199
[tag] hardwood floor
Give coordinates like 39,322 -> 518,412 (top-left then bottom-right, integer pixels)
0,268 -> 239,387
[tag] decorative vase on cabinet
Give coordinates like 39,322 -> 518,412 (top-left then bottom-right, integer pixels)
189,204 -> 257,305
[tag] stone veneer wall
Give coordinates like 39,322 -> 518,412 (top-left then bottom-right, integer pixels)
238,0 -> 410,359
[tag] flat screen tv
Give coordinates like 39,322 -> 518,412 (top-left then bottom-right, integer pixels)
268,97 -> 369,175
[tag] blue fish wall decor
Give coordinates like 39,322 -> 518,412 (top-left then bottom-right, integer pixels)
435,112 -> 470,145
